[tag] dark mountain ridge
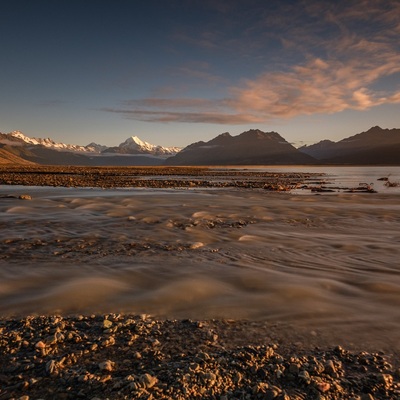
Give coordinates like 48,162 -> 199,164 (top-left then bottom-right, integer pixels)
299,126 -> 400,164
165,129 -> 315,165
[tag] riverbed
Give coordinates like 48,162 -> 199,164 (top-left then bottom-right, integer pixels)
1,177 -> 400,353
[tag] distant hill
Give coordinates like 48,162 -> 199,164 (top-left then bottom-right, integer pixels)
0,147 -> 36,165
165,129 -> 316,165
299,126 -> 400,164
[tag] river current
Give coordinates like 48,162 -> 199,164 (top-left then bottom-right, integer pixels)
1,166 -> 400,351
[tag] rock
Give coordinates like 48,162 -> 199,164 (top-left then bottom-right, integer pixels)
45,360 -> 57,375
376,373 -> 393,388
324,359 -> 336,375
298,370 -> 311,384
18,194 -> 32,200
102,319 -> 113,329
140,373 -> 158,388
200,372 -> 217,386
316,381 -> 331,393
288,363 -> 300,375
98,360 -> 115,372
265,386 -> 281,399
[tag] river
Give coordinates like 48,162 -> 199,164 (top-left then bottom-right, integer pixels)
1,166 -> 400,351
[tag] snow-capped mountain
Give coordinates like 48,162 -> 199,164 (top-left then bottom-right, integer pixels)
1,131 -> 181,156
104,136 -> 181,155
85,142 -> 109,153
8,131 -> 98,153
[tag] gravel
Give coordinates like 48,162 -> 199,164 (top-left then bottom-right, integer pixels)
1,314 -> 399,399
0,165 -> 320,191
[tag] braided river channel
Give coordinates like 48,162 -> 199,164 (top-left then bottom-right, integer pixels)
1,166 -> 400,352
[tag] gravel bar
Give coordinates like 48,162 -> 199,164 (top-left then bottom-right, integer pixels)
0,165 -> 321,190
1,314 -> 399,400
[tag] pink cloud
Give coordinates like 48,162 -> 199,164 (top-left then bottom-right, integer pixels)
228,43 -> 400,120
102,107 -> 263,124
103,0 -> 400,125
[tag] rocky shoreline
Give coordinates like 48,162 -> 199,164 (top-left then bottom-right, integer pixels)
1,166 -> 399,399
1,314 -> 399,400
0,165 -> 322,191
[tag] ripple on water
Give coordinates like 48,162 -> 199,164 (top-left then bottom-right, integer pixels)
1,187 -> 400,349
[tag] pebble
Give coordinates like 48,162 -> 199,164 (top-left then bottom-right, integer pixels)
98,360 -> 115,372
190,241 -> 204,249
102,319 -> 113,329
0,314 -> 399,400
317,381 -> 331,393
140,373 -> 158,388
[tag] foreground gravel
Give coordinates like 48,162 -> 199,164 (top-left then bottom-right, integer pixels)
1,314 -> 399,400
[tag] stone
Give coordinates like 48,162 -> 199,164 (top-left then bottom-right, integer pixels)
98,360 -> 115,372
298,370 -> 311,384
140,373 -> 158,388
316,381 -> 331,393
102,319 -> 113,329
377,373 -> 393,389
45,360 -> 57,375
18,194 -> 32,200
324,359 -> 336,375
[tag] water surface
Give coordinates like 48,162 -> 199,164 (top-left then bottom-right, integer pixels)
1,167 -> 400,351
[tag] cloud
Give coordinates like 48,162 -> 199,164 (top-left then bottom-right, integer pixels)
103,0 -> 400,125
122,98 -> 218,110
229,53 -> 400,120
102,107 -> 262,124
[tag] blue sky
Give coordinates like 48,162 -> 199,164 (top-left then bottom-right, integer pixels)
1,0 -> 400,148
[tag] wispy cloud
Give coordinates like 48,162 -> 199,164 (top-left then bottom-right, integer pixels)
229,53 -> 400,120
103,0 -> 400,125
102,107 -> 262,124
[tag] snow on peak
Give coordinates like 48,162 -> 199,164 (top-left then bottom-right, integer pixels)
121,136 -> 155,151
10,131 -> 38,144
4,131 -> 181,156
118,135 -> 181,155
8,131 -> 98,153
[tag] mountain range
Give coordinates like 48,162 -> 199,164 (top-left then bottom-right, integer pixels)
0,132 -> 181,166
165,129 -> 314,165
0,126 -> 399,166
298,126 -> 400,165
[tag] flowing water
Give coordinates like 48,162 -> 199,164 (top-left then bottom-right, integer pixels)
1,166 -> 400,350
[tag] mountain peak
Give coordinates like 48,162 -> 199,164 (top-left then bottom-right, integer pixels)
105,135 -> 181,156
367,126 -> 383,132
239,129 -> 284,142
10,131 -> 32,142
166,128 -> 313,165
128,136 -> 147,146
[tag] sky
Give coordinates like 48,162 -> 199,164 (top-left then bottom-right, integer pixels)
1,0 -> 400,148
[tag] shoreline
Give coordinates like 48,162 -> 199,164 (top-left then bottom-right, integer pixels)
0,165 -> 323,191
1,166 -> 400,398
1,314 -> 399,399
